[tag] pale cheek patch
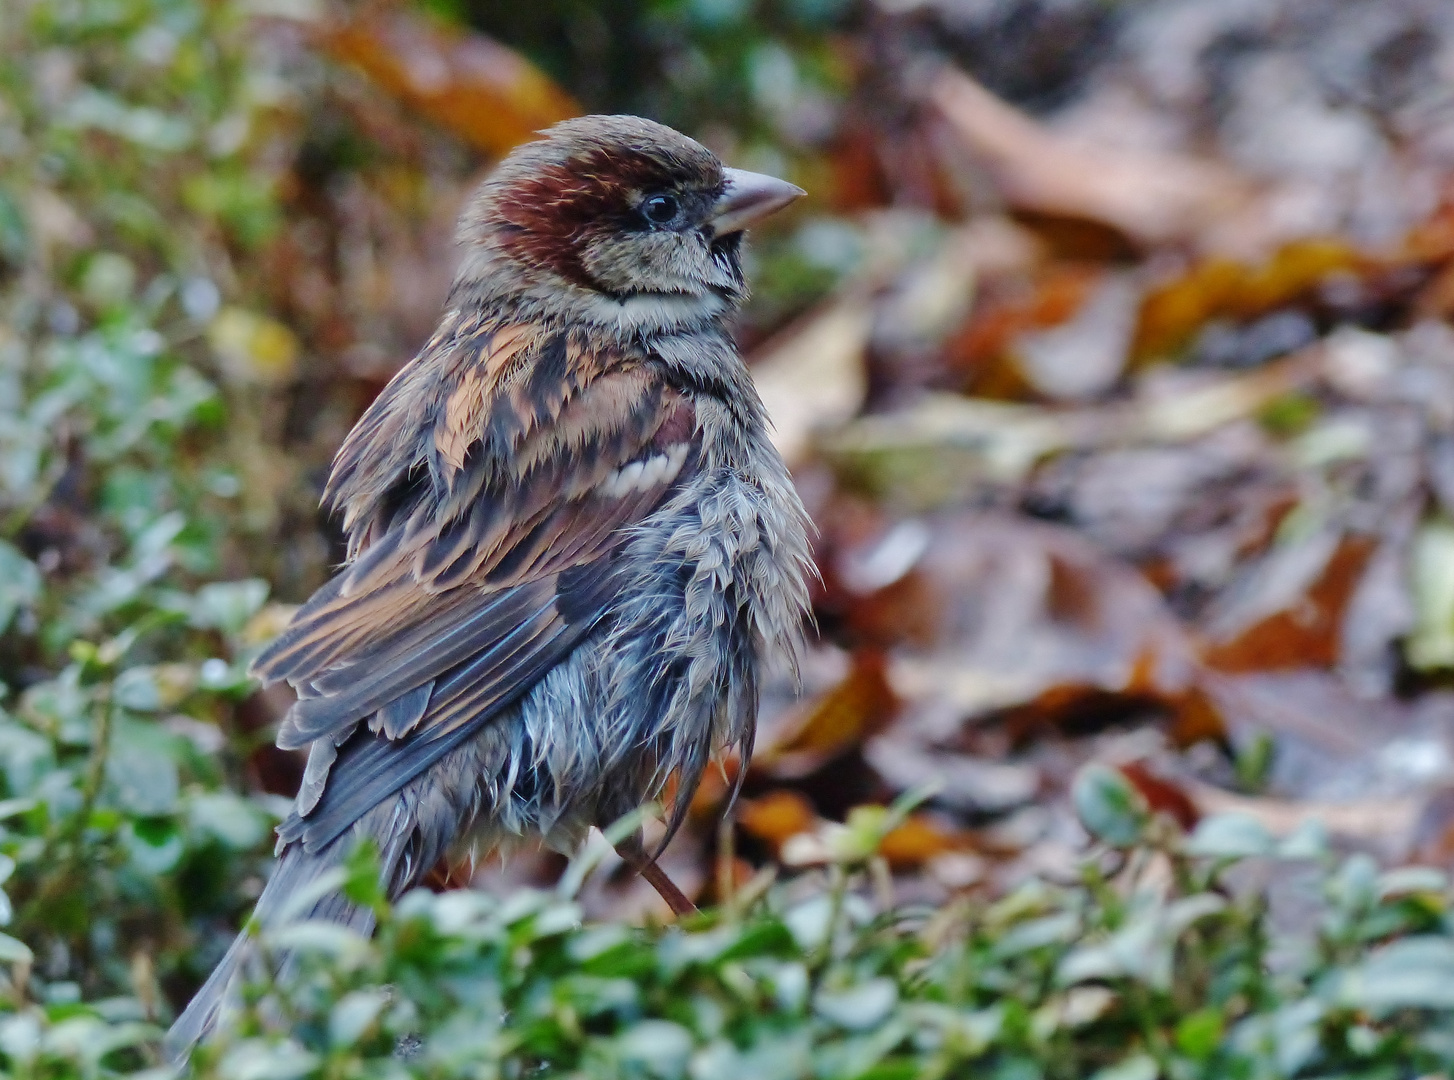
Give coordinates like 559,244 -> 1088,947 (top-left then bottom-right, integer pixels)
600,443 -> 689,498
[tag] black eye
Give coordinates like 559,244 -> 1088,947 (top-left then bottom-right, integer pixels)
641,194 -> 679,225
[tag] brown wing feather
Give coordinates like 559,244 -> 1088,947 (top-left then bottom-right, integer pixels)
275,571 -> 616,855
254,339 -> 699,785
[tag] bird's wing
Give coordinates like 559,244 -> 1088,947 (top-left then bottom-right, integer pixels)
252,353 -> 699,853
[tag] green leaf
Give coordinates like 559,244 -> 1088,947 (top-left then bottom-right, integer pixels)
188,791 -> 270,850
190,579 -> 269,633
264,921 -> 372,961
62,89 -> 193,152
616,1019 -> 694,1078
1408,520 -> 1454,669
112,666 -> 164,711
0,932 -> 34,965
273,868 -> 349,924
125,821 -> 184,874
813,978 -> 898,1031
1174,1008 -> 1224,1059
1072,765 -> 1148,847
107,739 -> 180,816
328,989 -> 390,1048
1376,866 -> 1449,899
783,894 -> 835,950
217,1039 -> 321,1080
342,837 -> 385,908
991,913 -> 1080,959
1184,814 -> 1275,859
1339,937 -> 1454,1012
1089,1054 -> 1157,1080
0,542 -> 41,635
0,187 -> 28,263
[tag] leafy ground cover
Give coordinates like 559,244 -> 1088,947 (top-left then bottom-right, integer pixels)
6,0 -> 1454,1075
0,0 -> 294,1036
12,776 -> 1454,1077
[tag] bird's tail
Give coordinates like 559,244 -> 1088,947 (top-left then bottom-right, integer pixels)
165,731 -> 486,1062
162,839 -> 375,1064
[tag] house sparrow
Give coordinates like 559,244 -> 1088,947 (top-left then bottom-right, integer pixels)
166,114 -> 813,1055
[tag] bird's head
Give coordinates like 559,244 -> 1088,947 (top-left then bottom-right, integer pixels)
453,115 -> 804,334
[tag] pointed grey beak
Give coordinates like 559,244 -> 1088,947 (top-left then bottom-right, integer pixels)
709,168 -> 805,237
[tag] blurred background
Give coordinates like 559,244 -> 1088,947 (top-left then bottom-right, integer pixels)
8,0 -> 1454,1018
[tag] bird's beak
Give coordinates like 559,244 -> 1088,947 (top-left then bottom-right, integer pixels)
708,168 -> 805,237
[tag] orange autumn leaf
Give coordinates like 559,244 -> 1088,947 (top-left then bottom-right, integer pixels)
1000,683 -> 1170,744
1121,648 -> 1228,749
1133,257 -> 1246,361
1167,684 -> 1228,748
770,649 -> 897,760
319,9 -> 580,158
737,789 -> 819,852
947,264 -> 1101,398
1202,534 -> 1377,673
1133,239 -> 1364,362
1413,260 -> 1454,320
1402,196 -> 1454,263
878,813 -> 972,868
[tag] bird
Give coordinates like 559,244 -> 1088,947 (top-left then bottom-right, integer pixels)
165,114 -> 814,1057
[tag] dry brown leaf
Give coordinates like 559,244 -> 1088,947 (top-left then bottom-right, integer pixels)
998,684 -> 1169,745
1202,534 -> 1376,673
1402,197 -> 1454,263
751,297 -> 873,464
930,67 -> 1253,251
754,217 -> 1030,462
1166,684 -> 1228,748
865,735 -> 1042,816
946,264 -> 1100,398
1118,760 -> 1199,831
864,514 -> 1209,764
1014,271 -> 1140,400
319,9 -> 579,157
1203,671 -> 1388,761
827,121 -> 893,212
1131,348 -> 1324,442
1413,788 -> 1454,864
1186,778 -> 1420,849
824,348 -> 1325,506
764,649 -> 898,767
1133,240 -> 1365,362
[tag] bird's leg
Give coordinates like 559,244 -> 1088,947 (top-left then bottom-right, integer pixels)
614,830 -> 698,917
636,858 -> 698,917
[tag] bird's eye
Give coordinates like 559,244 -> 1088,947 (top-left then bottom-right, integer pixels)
641,194 -> 679,225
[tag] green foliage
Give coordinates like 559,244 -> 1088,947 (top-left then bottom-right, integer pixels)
0,0 -> 287,1035
450,0 -> 853,153
7,798 -> 1454,1078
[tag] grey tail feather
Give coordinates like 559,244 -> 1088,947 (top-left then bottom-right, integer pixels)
162,840 -> 374,1065
164,743 -> 473,1064
161,921 -> 253,1065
